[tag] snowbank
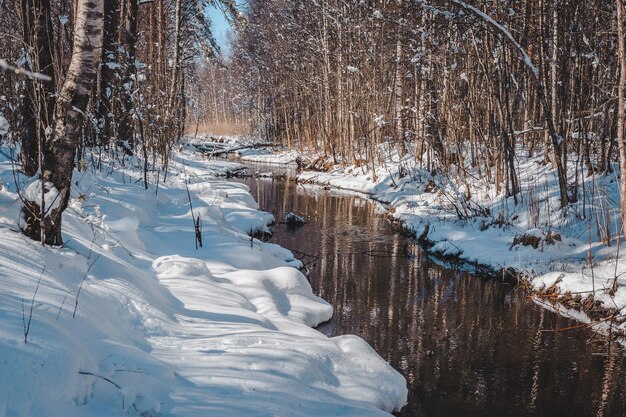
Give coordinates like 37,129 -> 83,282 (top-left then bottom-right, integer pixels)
239,149 -> 300,165
0,147 -> 407,416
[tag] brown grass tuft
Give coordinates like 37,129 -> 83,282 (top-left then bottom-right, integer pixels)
187,120 -> 250,136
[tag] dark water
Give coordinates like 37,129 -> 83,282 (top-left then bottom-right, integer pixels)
239,170 -> 626,417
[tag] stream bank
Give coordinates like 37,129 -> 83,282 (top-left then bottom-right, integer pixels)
234,165 -> 626,417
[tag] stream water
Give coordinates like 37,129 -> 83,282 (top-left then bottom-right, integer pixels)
238,167 -> 626,417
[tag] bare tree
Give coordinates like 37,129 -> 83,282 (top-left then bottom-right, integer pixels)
17,0 -> 56,177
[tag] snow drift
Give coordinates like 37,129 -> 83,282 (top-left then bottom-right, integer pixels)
0,147 -> 407,416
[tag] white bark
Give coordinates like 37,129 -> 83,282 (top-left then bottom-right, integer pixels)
23,0 -> 104,245
616,0 -> 626,231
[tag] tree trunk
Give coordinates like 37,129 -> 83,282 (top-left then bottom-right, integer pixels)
617,0 -> 626,231
117,0 -> 138,154
18,0 -> 56,177
22,0 -> 104,245
167,0 -> 182,123
97,0 -> 119,147
448,0 -> 569,209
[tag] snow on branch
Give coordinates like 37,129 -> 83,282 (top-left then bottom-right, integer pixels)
0,59 -> 52,81
445,0 -> 539,77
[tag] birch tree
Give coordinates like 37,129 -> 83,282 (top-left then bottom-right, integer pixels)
22,0 -> 104,245
617,0 -> 626,229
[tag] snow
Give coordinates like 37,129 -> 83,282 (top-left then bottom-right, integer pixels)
22,179 -> 62,211
0,146 -> 407,416
431,240 -> 463,258
374,114 -> 388,127
299,169 -> 376,194
0,59 -> 52,81
239,149 -> 300,165
285,212 -> 305,227
0,114 -> 8,135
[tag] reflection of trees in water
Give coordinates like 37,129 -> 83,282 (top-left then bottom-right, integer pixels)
529,309 -> 545,411
597,351 -> 619,417
242,174 -> 626,417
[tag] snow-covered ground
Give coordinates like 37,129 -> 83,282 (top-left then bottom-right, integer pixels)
0,145 -> 407,416
225,137 -> 626,339
239,148 -> 301,166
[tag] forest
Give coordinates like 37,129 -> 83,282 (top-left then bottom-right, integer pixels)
213,0 -> 626,226
2,1 -> 626,416
0,0 -> 242,245
2,0 -> 626,244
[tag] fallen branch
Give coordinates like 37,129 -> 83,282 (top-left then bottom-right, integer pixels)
194,142 -> 277,158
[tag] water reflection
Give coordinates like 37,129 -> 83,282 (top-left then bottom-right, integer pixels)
241,174 -> 626,417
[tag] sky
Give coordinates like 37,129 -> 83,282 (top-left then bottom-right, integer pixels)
208,4 -> 235,56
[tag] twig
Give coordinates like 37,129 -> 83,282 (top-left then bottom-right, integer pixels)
183,170 -> 202,249
113,368 -> 149,375
539,314 -> 617,333
611,220 -> 623,294
22,267 -> 45,343
73,254 -> 101,318
78,371 -> 122,390
56,291 -> 71,320
589,221 -> 595,294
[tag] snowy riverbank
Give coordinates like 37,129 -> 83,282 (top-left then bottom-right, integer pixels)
226,137 -> 626,339
0,146 -> 407,416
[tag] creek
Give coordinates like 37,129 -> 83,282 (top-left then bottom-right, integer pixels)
236,165 -> 626,417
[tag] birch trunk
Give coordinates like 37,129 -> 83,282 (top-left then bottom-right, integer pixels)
167,0 -> 182,122
617,0 -> 626,231
22,0 -> 104,245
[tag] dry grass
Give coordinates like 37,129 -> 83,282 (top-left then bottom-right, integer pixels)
187,120 -> 250,136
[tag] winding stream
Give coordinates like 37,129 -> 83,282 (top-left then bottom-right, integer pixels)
238,167 -> 626,417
